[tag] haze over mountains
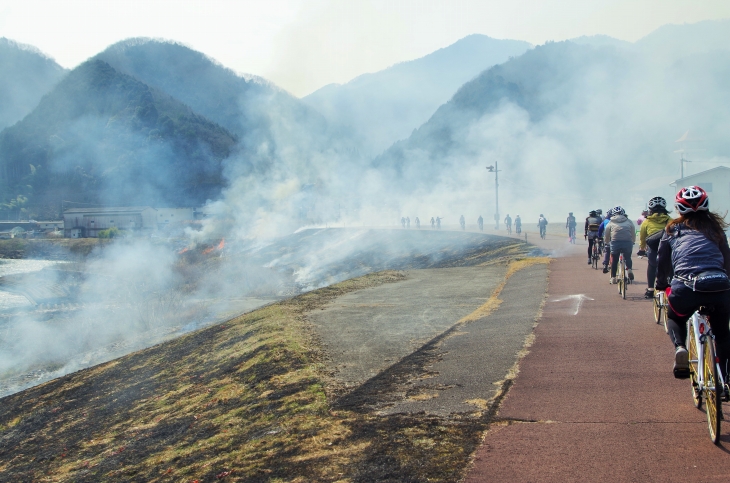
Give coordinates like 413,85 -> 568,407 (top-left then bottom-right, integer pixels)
1,21 -> 730,227
0,38 -> 66,131
371,19 -> 730,220
303,35 -> 532,156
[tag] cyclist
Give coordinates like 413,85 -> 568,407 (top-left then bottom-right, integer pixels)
638,197 -> 671,299
406,216 -> 411,228
598,208 -> 613,273
537,214 -> 548,238
478,215 -> 484,231
596,209 -> 604,222
515,215 -> 522,234
604,206 -> 635,284
566,212 -> 577,241
436,217 -> 442,229
504,214 -> 512,234
401,217 -> 406,228
584,210 -> 602,265
656,186 -> 730,383
430,217 -> 435,229
415,216 -> 420,229
459,215 -> 466,230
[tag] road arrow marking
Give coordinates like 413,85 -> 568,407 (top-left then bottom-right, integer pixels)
551,294 -> 594,315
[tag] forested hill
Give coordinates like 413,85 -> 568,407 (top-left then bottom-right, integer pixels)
0,38 -> 67,130
303,35 -> 532,156
372,22 -> 730,213
93,38 -> 349,171
0,59 -> 237,214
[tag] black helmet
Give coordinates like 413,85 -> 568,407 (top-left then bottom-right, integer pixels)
589,210 -> 597,215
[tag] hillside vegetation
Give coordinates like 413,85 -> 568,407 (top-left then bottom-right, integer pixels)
0,59 -> 236,215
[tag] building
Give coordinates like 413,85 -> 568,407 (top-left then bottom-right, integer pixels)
63,207 -> 158,238
156,207 -> 196,229
671,166 -> 730,221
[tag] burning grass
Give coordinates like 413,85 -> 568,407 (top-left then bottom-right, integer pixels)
0,242 -> 545,482
0,269 -> 494,482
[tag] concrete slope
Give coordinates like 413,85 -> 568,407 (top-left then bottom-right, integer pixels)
466,245 -> 730,482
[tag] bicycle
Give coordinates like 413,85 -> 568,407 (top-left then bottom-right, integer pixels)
653,290 -> 668,332
686,306 -> 727,444
591,239 -> 602,270
568,226 -> 576,244
616,253 -> 629,299
539,226 -> 546,239
505,223 -> 512,235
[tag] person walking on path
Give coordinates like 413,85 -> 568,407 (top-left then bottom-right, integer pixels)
430,217 -> 435,229
604,206 -> 635,283
638,197 -> 671,299
656,186 -> 730,382
460,215 -> 466,230
415,217 -> 420,229
478,215 -> 483,231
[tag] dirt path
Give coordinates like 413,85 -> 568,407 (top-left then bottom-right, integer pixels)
310,260 -> 549,417
466,237 -> 730,482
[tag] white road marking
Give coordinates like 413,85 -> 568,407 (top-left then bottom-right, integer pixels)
551,294 -> 594,315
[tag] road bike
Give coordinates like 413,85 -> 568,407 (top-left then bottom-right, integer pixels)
617,253 -> 630,299
505,223 -> 512,235
653,290 -> 669,332
539,225 -> 546,239
591,239 -> 602,270
568,226 -> 576,244
687,306 -> 727,444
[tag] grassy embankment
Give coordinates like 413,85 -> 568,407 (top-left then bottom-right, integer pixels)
0,253 -> 546,482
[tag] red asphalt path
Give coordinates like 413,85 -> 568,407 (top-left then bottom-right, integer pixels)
466,236 -> 730,483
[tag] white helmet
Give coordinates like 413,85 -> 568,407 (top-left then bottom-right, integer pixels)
647,196 -> 667,210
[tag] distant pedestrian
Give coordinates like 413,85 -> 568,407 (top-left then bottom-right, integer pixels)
406,216 -> 410,228
401,217 -> 406,228
459,215 -> 465,230
478,215 -> 484,231
415,217 -> 420,229
430,217 -> 435,229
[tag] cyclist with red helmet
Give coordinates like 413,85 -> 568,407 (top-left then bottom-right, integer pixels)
656,186 -> 730,384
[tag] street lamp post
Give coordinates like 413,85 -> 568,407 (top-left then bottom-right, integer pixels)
486,162 -> 500,230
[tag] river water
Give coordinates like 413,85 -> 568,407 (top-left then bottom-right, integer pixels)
0,259 -> 64,310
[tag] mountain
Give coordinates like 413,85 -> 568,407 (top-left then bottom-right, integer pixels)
0,38 -> 67,130
0,59 -> 237,214
371,28 -> 730,218
302,35 -> 532,156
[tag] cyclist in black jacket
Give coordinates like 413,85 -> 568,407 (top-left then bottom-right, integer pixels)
656,186 -> 730,386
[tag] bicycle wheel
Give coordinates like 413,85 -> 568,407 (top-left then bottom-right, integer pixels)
653,293 -> 661,323
661,296 -> 669,333
703,336 -> 722,444
688,320 -> 701,409
621,259 -> 627,299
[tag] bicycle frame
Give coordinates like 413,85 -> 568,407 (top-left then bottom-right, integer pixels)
689,313 -> 725,395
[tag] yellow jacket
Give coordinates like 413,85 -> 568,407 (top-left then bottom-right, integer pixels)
639,213 -> 671,249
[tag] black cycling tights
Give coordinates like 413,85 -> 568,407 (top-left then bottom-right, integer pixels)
666,286 -> 730,379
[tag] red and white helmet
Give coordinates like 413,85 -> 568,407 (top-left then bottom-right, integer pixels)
675,186 -> 709,214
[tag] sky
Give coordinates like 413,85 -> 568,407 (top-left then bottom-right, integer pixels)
1,0 -> 729,97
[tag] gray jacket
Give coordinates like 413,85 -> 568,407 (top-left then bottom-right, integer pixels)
604,215 -> 636,244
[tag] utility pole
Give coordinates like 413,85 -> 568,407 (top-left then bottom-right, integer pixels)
486,162 -> 500,230
680,153 -> 691,180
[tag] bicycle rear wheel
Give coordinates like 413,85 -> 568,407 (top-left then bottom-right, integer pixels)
621,259 -> 627,299
661,297 -> 669,333
703,337 -> 722,444
653,293 -> 661,323
688,321 -> 701,409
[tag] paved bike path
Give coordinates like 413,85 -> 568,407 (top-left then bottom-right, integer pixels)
466,240 -> 730,482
